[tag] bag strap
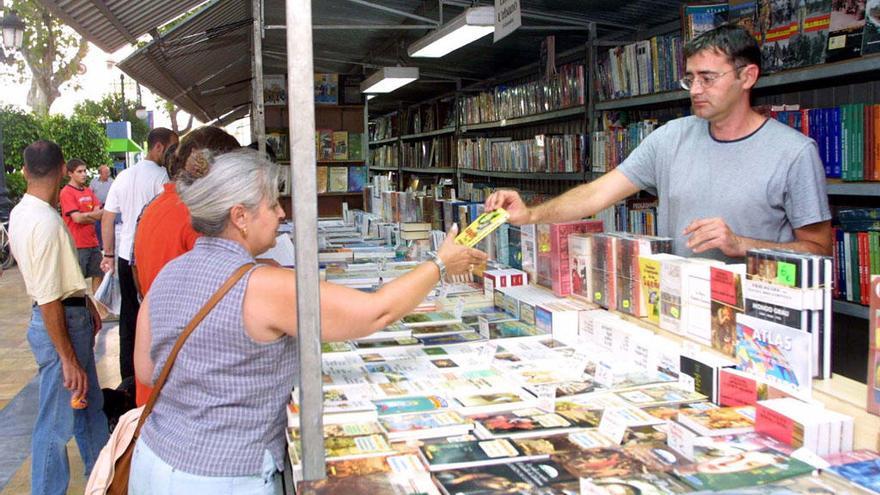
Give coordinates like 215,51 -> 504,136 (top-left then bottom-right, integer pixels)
134,262 -> 255,433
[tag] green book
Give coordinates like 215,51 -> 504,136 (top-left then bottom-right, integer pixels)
675,448 -> 814,492
349,133 -> 364,160
850,231 -> 861,303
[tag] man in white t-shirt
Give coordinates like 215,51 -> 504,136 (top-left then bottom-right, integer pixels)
101,128 -> 178,389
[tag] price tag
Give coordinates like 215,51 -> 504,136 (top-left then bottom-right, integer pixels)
454,298 -> 465,320
593,360 -> 615,388
598,408 -> 629,445
666,421 -> 698,461
478,341 -> 498,366
678,373 -> 695,393
567,351 -> 591,380
790,447 -> 830,470
777,261 -> 797,287
478,317 -> 490,339
533,384 -> 557,413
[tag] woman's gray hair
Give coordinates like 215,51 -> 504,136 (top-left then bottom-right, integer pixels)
177,148 -> 280,236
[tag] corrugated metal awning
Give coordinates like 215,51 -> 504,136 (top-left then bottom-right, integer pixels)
117,0 -> 253,122
39,0 -> 212,53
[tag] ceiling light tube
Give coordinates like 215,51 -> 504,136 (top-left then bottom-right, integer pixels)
408,6 -> 494,58
360,67 -> 420,94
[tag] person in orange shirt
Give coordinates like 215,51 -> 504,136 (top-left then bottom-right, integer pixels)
132,126 -> 240,405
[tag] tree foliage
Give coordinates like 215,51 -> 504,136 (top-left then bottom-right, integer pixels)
1,106 -> 110,202
74,93 -> 149,145
2,0 -> 89,115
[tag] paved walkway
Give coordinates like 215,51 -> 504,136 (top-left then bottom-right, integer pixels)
0,267 -> 121,494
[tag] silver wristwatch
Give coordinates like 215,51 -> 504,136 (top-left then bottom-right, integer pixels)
430,253 -> 447,282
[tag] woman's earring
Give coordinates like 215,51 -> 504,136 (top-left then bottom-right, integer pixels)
240,226 -> 248,238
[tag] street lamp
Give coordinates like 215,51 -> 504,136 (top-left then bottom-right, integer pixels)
0,8 -> 23,52
0,1 -> 25,221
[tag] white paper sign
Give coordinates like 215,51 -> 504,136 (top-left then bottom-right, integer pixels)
790,447 -> 831,470
454,298 -> 465,320
666,421 -> 699,460
479,341 -> 498,365
678,373 -> 695,393
594,360 -> 615,388
494,0 -> 522,42
478,317 -> 490,339
533,384 -> 557,413
598,408 -> 629,445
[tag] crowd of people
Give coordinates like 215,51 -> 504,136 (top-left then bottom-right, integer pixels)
7,127 -> 486,494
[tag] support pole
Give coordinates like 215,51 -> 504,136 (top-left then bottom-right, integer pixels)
286,0 -> 325,482
252,0 -> 266,155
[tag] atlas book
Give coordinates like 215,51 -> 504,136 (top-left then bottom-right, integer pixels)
734,313 -> 812,396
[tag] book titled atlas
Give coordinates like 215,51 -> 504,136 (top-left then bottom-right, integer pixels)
455,208 -> 509,247
734,313 -> 812,395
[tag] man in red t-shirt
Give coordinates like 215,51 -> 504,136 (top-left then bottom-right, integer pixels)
60,159 -> 104,293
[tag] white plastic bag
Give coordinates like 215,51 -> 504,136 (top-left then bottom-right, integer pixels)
95,272 -> 121,316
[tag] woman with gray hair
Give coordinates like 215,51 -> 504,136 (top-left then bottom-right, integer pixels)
129,149 -> 486,493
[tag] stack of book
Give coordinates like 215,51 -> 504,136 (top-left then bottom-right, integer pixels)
368,143 -> 399,169
457,134 -> 585,173
591,118 -> 659,173
401,136 -> 453,169
594,32 -> 685,100
457,62 -> 585,125
369,113 -> 398,142
832,208 -> 879,306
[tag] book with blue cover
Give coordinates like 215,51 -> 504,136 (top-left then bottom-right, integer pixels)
734,313 -> 812,394
831,458 -> 880,493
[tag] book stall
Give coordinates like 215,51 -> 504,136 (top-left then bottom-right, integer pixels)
286,180 -> 880,494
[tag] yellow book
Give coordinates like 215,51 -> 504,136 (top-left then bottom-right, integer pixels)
638,254 -> 662,325
455,208 -> 509,248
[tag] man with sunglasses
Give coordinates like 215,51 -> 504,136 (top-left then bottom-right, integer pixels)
486,25 -> 831,263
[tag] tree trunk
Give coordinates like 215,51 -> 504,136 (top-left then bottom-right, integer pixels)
26,76 -> 53,116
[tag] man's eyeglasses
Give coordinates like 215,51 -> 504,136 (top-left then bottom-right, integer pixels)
679,65 -> 746,91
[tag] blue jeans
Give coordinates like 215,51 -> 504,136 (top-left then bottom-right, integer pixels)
27,305 -> 109,495
129,441 -> 282,495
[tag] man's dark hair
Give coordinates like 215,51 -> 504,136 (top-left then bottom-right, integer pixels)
147,127 -> 177,150
66,158 -> 87,173
23,140 -> 64,179
684,24 -> 762,74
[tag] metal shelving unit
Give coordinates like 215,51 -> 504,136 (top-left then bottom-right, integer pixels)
460,106 -> 585,132
594,55 -> 880,112
832,300 -> 869,320
367,136 -> 399,146
400,127 -> 456,140
826,181 -> 880,197
368,165 -> 398,172
459,169 -> 585,180
400,167 -> 455,174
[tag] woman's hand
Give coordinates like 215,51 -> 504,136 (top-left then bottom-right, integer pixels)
437,224 -> 489,276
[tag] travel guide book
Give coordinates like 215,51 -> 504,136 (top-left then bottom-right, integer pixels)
455,208 -> 509,248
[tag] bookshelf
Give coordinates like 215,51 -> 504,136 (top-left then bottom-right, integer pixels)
826,180 -> 880,197
266,105 -> 366,218
401,167 -> 455,174
833,300 -> 870,320
459,169 -> 585,181
401,127 -> 455,140
459,106 -> 586,132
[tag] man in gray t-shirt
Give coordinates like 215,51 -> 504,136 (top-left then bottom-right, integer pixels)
486,25 -> 832,262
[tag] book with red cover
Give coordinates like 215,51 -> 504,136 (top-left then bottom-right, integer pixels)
868,275 -> 880,415
545,220 -> 604,297
710,265 -> 746,357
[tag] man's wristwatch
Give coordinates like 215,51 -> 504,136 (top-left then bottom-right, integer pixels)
103,253 -> 114,258
429,253 -> 447,282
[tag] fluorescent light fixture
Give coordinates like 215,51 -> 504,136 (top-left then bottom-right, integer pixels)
360,67 -> 419,94
366,94 -> 376,100
408,6 -> 494,58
